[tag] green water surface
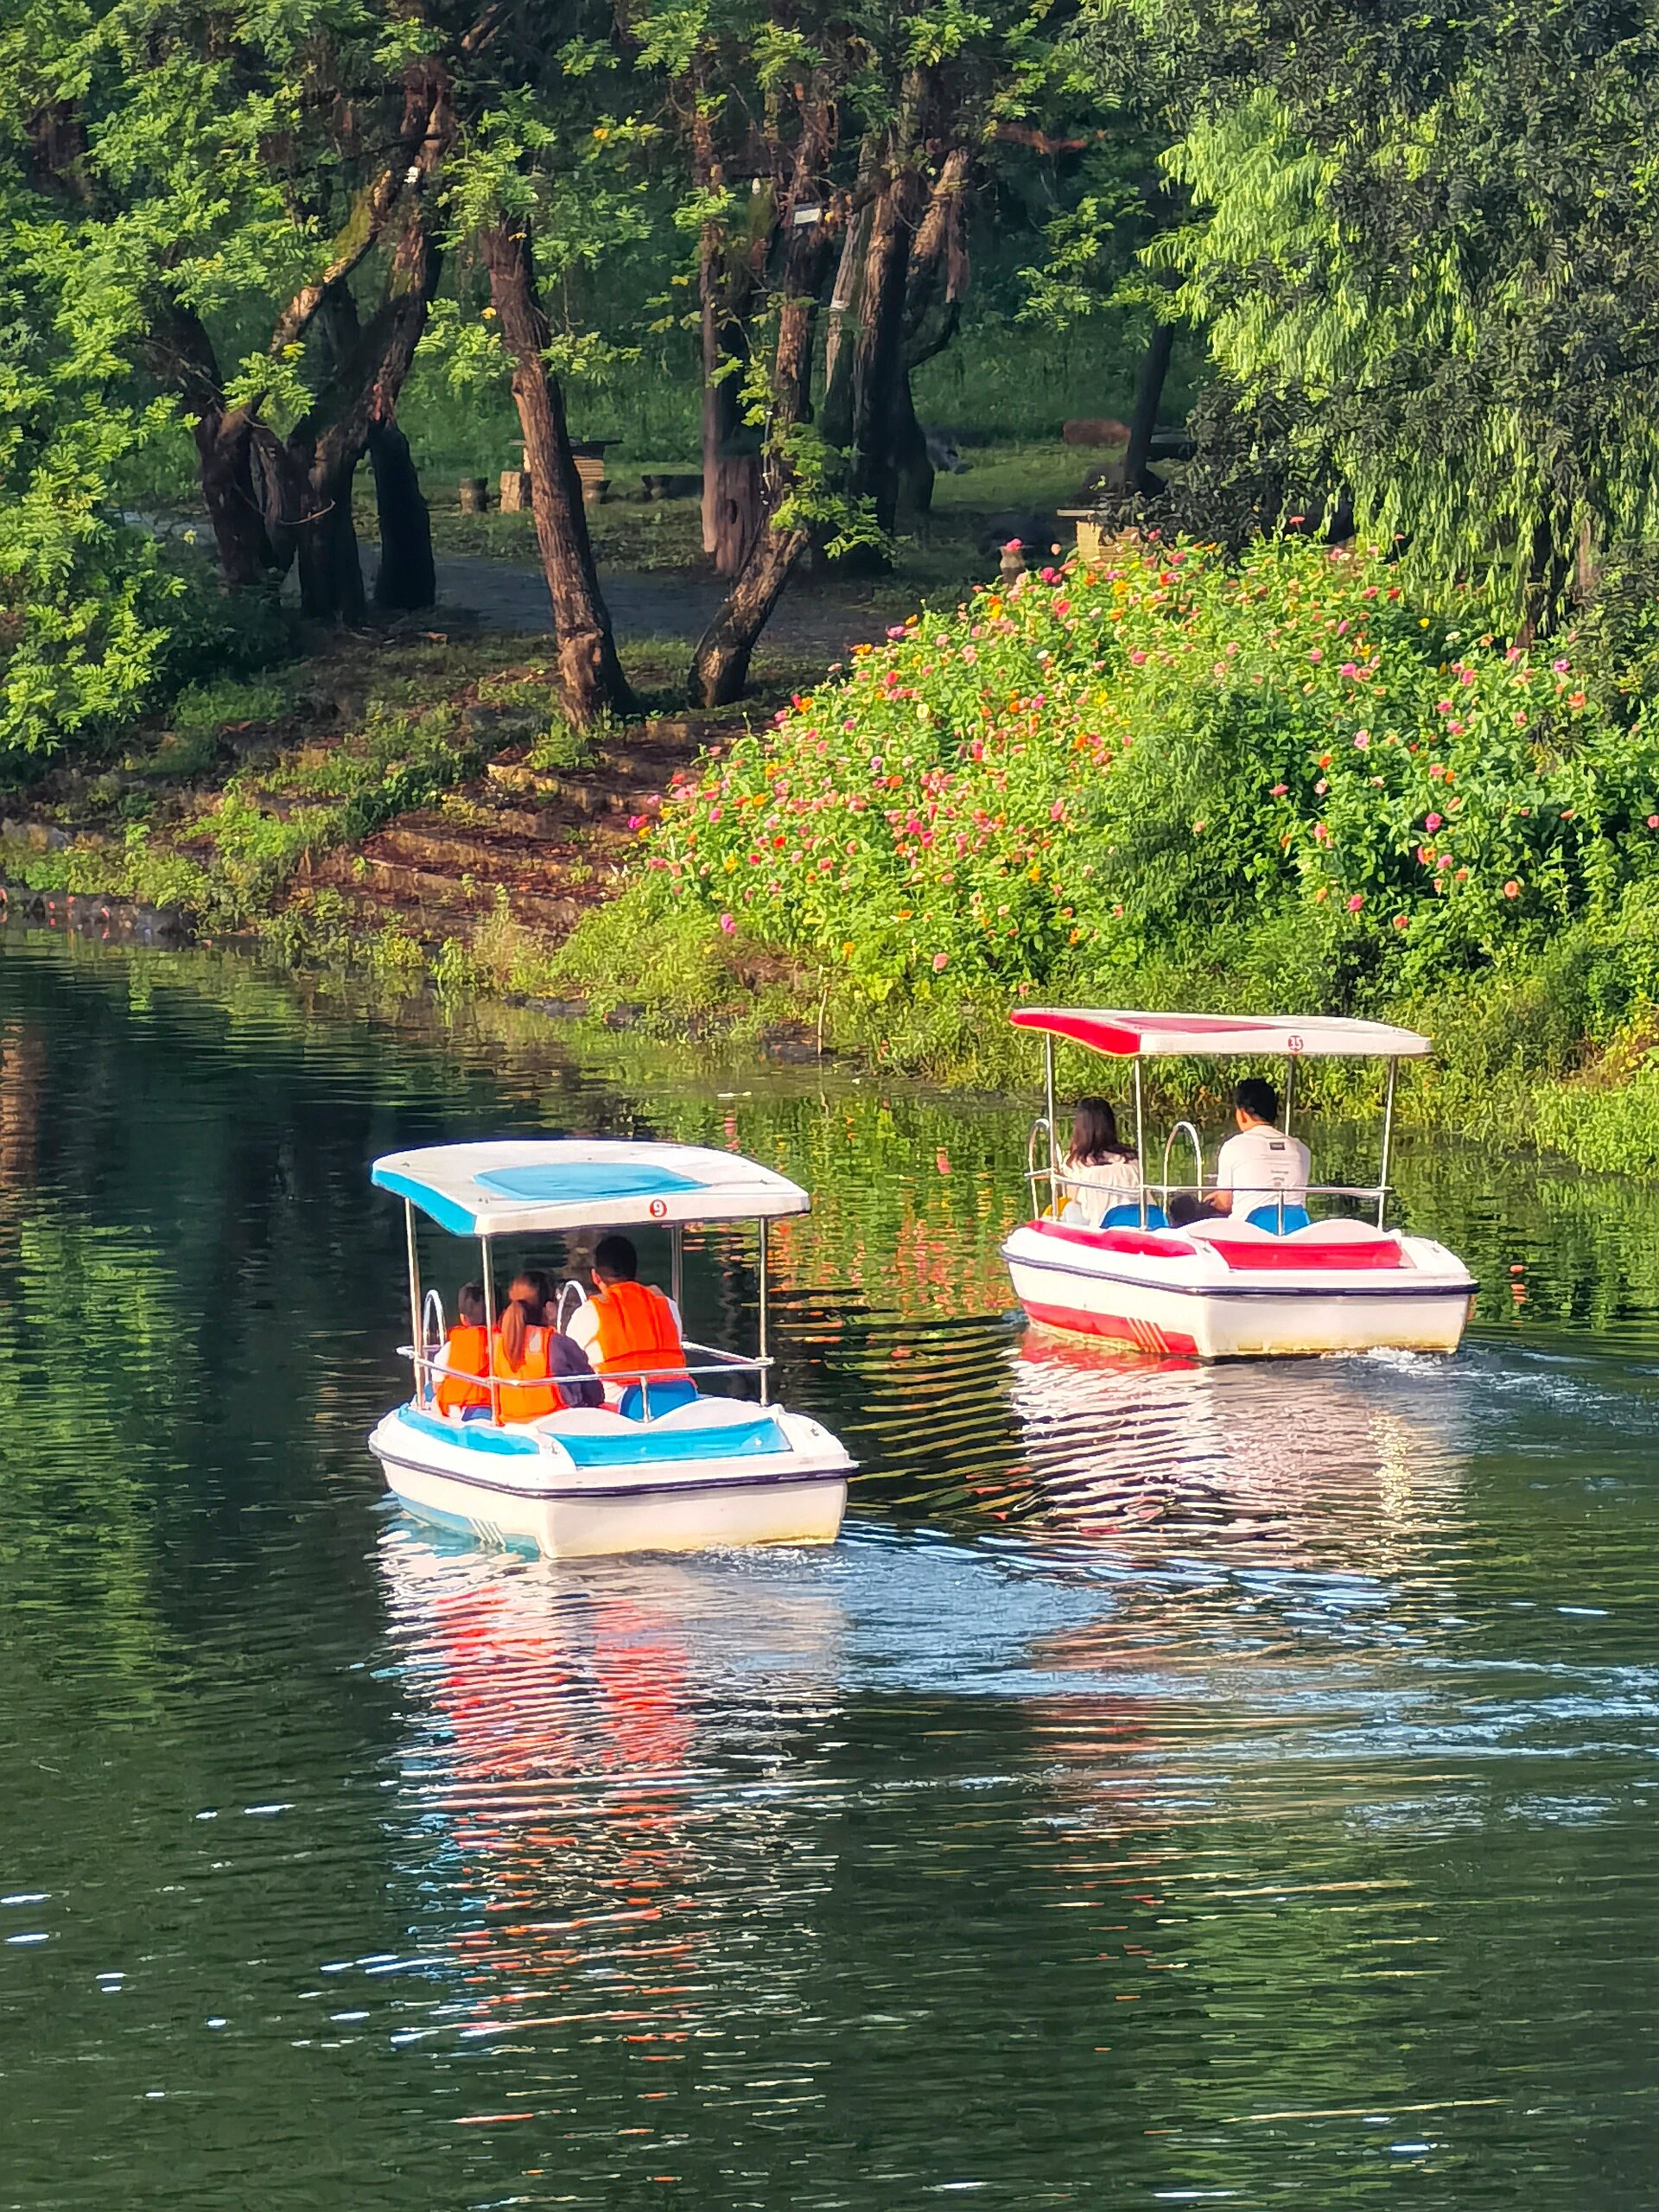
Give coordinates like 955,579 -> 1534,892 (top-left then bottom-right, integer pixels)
3,932 -> 1659,2210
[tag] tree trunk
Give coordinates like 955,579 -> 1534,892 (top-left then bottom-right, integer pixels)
698,229 -> 761,573
1518,512 -> 1573,644
845,166 -> 925,548
1122,321 -> 1176,495
483,219 -> 632,723
689,119 -> 835,708
892,372 -> 934,518
192,405 -> 276,588
688,521 -> 811,705
368,417 -> 435,611
820,194 -> 872,450
290,434 -> 366,624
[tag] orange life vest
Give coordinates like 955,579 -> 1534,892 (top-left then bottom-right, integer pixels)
589,1281 -> 687,1378
435,1323 -> 492,1414
491,1325 -> 560,1421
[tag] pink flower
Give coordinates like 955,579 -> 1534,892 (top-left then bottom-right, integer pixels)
1270,783 -> 1288,797
1308,648 -> 1323,664
1503,880 -> 1520,899
1129,650 -> 1147,665
931,951 -> 949,972
1314,778 -> 1328,795
1313,823 -> 1331,844
1424,811 -> 1443,831
1347,893 -> 1365,912
719,913 -> 735,934
1352,732 -> 1370,749
1393,913 -> 1409,931
1647,816 -> 1659,829
1552,658 -> 1569,673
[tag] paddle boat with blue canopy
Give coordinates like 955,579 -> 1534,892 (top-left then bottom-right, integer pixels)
1002,1009 -> 1476,1359
368,1139 -> 853,1557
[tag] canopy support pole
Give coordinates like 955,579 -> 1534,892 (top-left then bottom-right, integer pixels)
1043,1034 -> 1058,1215
671,1224 -> 683,1312
1284,1054 -> 1296,1135
480,1236 -> 501,1424
1133,1056 -> 1147,1226
1376,1058 -> 1398,1228
404,1200 -> 423,1404
757,1217 -> 770,1405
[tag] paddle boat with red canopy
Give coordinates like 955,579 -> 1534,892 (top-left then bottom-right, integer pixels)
368,1139 -> 853,1557
1001,1009 -> 1476,1359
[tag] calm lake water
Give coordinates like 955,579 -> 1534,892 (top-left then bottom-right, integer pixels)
5,931 -> 1659,2209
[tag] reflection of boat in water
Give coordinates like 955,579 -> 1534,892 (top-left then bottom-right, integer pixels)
380,1529 -> 849,1843
376,1529 -> 851,2049
1004,1334 -> 1465,1551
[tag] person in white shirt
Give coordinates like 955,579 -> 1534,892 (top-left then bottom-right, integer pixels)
1058,1096 -> 1142,1227
1205,1077 -> 1311,1224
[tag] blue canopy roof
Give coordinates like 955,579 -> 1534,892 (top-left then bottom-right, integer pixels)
372,1138 -> 811,1237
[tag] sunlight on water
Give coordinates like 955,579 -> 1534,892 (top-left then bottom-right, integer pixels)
4,931 -> 1659,2206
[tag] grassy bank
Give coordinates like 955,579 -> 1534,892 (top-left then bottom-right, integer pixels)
13,530 -> 1659,1181
516,534 -> 1659,1173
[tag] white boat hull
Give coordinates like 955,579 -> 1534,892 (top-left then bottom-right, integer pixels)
369,1401 -> 851,1558
1003,1217 -> 1474,1360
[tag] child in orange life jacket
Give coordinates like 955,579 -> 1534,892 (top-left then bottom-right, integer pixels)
434,1281 -> 494,1416
506,1268 -> 603,1410
489,1276 -> 604,1421
566,1233 -> 688,1407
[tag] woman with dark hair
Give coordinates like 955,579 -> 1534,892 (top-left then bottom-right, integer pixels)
1058,1096 -> 1141,1227
493,1270 -> 605,1419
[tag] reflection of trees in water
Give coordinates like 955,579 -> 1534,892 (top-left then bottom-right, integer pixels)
0,1020 -> 44,1215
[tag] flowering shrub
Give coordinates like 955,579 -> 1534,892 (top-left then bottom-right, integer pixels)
645,537 -> 1659,1001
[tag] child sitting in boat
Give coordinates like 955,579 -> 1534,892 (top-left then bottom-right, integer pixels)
567,1233 -> 690,1408
1058,1097 -> 1141,1227
492,1274 -> 604,1418
435,1281 -> 493,1415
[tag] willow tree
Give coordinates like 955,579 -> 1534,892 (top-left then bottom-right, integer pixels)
1101,0 -> 1659,623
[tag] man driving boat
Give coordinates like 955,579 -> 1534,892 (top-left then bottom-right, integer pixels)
567,1233 -> 691,1406
1204,1077 -> 1311,1223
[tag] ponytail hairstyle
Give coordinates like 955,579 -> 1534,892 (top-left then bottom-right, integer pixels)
499,1295 -> 537,1366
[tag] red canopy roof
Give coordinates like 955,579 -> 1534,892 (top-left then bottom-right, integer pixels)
1009,1008 -> 1431,1058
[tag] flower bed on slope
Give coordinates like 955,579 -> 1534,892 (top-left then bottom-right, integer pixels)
641,537 -> 1659,1007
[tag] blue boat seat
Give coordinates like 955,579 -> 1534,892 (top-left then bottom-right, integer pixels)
1103,1203 -> 1170,1230
618,1376 -> 700,1421
1247,1204 -> 1313,1235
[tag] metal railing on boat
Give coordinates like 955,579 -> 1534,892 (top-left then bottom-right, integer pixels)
399,1337 -> 774,1427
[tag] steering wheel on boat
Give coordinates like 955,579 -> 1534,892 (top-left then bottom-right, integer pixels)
556,1279 -> 589,1332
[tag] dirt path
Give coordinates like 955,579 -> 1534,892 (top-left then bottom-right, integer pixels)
378,550 -> 904,664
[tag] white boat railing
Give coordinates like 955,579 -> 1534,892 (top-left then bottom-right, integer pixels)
399,1337 -> 774,1427
1041,1179 -> 1393,1230
1027,1114 -> 1059,1220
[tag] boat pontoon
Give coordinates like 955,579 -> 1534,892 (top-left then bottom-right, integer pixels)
1001,1009 -> 1476,1359
368,1139 -> 853,1557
